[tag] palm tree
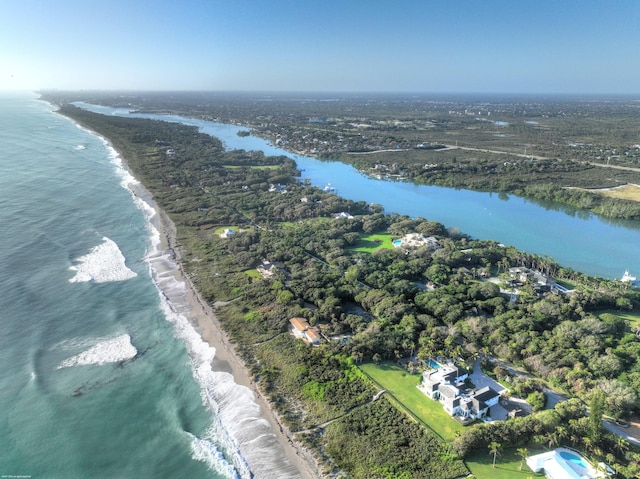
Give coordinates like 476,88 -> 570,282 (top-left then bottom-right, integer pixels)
583,436 -> 593,454
516,447 -> 529,471
615,436 -> 629,457
489,441 -> 502,468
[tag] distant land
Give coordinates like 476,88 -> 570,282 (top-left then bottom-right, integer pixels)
44,91 -> 640,479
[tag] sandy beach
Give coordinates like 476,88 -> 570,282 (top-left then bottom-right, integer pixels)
59,106 -> 321,477
145,191 -> 320,479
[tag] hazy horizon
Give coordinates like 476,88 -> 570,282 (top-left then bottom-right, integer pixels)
2,0 -> 639,94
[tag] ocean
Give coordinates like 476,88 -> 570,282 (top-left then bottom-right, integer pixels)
0,93 -> 299,479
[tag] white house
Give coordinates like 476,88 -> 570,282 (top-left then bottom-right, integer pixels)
419,363 -> 499,419
219,228 -> 236,238
393,233 -> 439,249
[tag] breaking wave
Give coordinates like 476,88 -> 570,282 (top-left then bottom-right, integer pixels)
58,334 -> 137,369
102,126 -> 300,478
68,237 -> 137,283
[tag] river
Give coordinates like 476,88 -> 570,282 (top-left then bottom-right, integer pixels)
75,102 -> 640,281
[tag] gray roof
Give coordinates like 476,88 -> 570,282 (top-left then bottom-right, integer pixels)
473,386 -> 499,403
439,384 -> 459,399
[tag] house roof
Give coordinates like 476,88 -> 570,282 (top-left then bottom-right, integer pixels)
290,317 -> 310,332
473,386 -> 499,403
439,384 -> 459,399
305,327 -> 320,340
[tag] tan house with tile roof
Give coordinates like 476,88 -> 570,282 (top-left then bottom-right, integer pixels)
289,317 -> 321,345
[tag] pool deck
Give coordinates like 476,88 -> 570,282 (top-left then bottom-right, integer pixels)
526,447 -> 606,479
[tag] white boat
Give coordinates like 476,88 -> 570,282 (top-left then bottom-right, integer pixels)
323,182 -> 335,192
621,270 -> 637,283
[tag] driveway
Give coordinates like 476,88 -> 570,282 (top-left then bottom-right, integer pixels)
603,420 -> 640,446
469,358 -> 509,420
470,358 -> 507,394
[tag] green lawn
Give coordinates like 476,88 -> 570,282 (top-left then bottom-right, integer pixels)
465,449 -> 544,479
598,310 -> 640,329
359,361 -> 463,440
243,269 -> 262,279
360,362 -> 544,478
352,232 -> 395,253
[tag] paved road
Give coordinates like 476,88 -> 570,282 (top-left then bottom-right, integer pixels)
603,421 -> 640,446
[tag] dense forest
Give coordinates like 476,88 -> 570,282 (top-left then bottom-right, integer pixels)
44,91 -> 640,220
53,101 -> 640,478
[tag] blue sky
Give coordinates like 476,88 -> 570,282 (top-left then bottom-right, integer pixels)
1,0 -> 638,93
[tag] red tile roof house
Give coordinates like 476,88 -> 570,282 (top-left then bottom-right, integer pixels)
289,317 -> 321,345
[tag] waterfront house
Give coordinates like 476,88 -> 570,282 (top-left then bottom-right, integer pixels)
393,233 -> 439,249
289,317 -> 321,345
419,363 -> 499,419
508,266 -> 550,286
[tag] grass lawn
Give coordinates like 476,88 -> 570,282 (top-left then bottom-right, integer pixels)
554,278 -> 578,290
243,269 -> 262,280
352,232 -> 395,253
597,184 -> 640,202
213,225 -> 240,235
359,361 -> 463,440
598,310 -> 640,329
465,449 -> 544,478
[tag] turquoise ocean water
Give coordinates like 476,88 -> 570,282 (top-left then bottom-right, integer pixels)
0,94 -> 298,479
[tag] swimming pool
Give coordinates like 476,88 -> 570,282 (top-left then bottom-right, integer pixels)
558,450 -> 589,469
392,239 -> 402,246
426,359 -> 441,369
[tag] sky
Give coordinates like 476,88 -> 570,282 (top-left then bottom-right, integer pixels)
1,0 -> 639,94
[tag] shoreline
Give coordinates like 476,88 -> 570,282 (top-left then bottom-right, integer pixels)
48,94 -> 322,478
151,199 -> 320,479
126,166 -> 321,478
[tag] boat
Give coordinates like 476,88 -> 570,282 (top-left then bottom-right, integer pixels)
323,182 -> 336,192
621,270 -> 637,283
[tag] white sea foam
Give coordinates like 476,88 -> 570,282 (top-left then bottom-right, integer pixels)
68,237 -> 137,283
189,433 -> 240,479
150,271 -> 299,478
57,334 -> 137,369
96,126 -> 300,478
74,144 -> 86,150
